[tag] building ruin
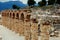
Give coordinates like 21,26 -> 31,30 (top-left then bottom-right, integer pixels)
1,8 -> 60,40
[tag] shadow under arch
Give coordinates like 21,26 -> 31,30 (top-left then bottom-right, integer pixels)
16,13 -> 19,19
26,15 -> 31,22
13,13 -> 15,18
9,13 -> 11,17
20,13 -> 24,21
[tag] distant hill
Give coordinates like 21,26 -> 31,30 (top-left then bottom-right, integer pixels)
0,1 -> 27,11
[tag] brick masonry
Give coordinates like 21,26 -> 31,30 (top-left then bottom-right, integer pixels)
1,9 -> 51,40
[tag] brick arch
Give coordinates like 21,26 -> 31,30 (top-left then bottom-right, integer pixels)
12,13 -> 15,18
20,13 -> 24,21
25,14 -> 31,22
11,12 -> 13,18
16,13 -> 19,19
9,12 -> 11,17
6,12 -> 9,17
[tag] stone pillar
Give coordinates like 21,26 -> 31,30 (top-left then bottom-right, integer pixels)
24,22 -> 31,40
11,18 -> 15,31
6,13 -> 11,28
40,22 -> 51,40
9,17 -> 13,30
15,19 -> 18,32
31,23 -> 38,40
11,13 -> 17,31
18,20 -> 24,36
2,12 -> 6,26
2,16 -> 5,26
4,14 -> 7,27
7,17 -> 11,29
11,18 -> 16,31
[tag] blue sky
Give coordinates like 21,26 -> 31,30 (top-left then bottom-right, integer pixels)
0,0 -> 42,4
0,0 -> 48,4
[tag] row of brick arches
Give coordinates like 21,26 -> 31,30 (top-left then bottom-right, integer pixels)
2,9 -> 32,22
1,9 -> 40,40
2,9 -> 60,40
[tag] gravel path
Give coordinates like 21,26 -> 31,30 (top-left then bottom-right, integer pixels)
0,25 -> 25,40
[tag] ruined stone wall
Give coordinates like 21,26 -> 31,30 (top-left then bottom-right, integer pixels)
1,9 -> 39,40
1,8 -> 60,40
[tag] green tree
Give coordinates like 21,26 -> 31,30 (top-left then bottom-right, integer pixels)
57,0 -> 60,4
38,1 -> 43,7
27,0 -> 36,6
38,0 -> 46,7
12,5 -> 20,9
42,0 -> 46,6
48,0 -> 55,5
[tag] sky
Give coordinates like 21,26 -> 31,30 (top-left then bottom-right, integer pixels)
0,0 -> 48,4
0,0 -> 42,4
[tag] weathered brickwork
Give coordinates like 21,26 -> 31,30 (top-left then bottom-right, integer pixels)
1,9 -> 39,40
40,23 -> 51,40
1,6 -> 60,40
1,9 -> 53,40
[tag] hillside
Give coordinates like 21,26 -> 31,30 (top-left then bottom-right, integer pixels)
0,1 -> 27,11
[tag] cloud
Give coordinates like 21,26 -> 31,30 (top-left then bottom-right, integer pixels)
0,0 -> 9,2
20,0 -> 42,4
20,0 -> 27,4
35,0 -> 41,3
0,0 -> 44,4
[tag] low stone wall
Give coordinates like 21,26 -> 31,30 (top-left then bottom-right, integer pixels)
2,16 -> 39,40
1,9 -> 51,40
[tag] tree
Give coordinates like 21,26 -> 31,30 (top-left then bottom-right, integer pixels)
38,1 -> 43,7
42,0 -> 46,6
48,0 -> 55,5
27,0 -> 36,6
38,0 -> 46,7
12,5 -> 20,9
57,0 -> 60,4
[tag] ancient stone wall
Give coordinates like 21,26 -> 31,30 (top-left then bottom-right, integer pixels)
1,9 -> 39,40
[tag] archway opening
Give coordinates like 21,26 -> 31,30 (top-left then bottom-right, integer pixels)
16,13 -> 19,19
21,13 -> 24,21
10,13 -> 11,17
26,15 -> 31,21
13,13 -> 15,18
